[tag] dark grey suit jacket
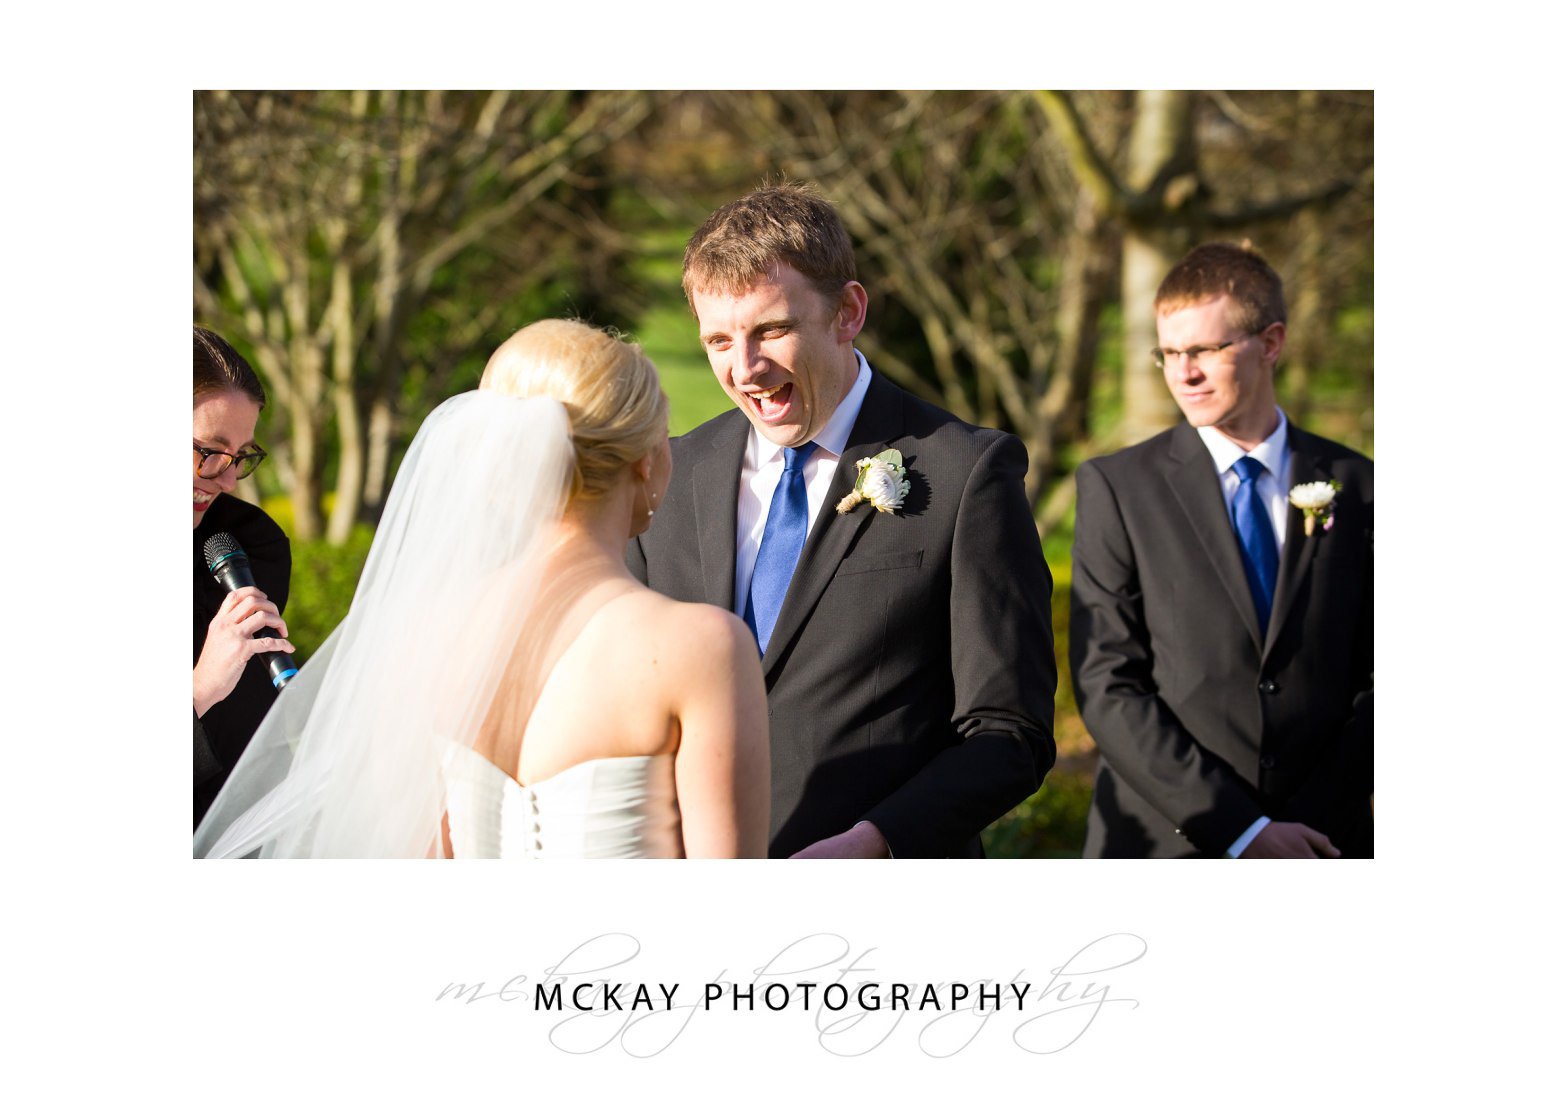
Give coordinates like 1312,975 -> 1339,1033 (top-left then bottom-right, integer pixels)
630,370 -> 1055,857
1070,421 -> 1373,858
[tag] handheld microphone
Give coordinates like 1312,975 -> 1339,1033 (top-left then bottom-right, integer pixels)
203,531 -> 297,689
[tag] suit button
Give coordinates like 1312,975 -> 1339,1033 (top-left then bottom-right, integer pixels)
1260,755 -> 1277,770
1258,679 -> 1280,695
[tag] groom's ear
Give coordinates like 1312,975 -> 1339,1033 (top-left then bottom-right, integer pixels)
833,281 -> 869,343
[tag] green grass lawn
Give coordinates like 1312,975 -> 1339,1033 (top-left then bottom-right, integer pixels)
628,296 -> 731,437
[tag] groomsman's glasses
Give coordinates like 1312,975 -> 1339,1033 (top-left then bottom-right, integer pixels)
1152,335 -> 1251,371
194,441 -> 268,480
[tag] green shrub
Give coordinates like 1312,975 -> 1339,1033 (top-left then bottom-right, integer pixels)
982,770 -> 1093,858
284,523 -> 375,664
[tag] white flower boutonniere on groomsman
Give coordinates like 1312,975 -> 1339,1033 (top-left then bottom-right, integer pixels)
837,448 -> 910,515
1288,479 -> 1343,536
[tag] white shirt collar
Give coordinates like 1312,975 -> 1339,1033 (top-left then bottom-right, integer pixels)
1196,406 -> 1289,478
751,350 -> 872,464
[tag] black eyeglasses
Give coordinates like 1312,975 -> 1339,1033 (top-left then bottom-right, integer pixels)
194,441 -> 268,480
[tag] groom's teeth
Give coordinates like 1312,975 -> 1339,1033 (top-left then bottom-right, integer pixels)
755,385 -> 782,398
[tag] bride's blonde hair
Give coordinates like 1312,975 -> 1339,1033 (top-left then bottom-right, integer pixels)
479,319 -> 668,502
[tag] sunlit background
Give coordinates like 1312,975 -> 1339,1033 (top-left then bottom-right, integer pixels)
194,90 -> 1373,856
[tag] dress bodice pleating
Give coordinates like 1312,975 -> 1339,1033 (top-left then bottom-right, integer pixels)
440,746 -> 683,858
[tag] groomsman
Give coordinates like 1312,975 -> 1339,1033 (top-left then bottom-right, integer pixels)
1071,242 -> 1372,858
631,183 -> 1055,857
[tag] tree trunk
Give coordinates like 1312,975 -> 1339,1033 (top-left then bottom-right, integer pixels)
1285,199 -> 1326,424
1050,200 -> 1116,450
1026,205 -> 1112,509
287,396 -> 323,540
326,258 -> 364,545
363,397 -> 395,516
1121,232 -> 1176,443
1119,91 -> 1196,443
363,105 -> 413,519
286,324 -> 324,540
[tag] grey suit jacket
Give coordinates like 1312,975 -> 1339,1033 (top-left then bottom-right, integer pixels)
630,370 -> 1055,857
1071,421 -> 1373,858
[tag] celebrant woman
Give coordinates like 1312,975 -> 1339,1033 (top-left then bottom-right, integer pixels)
193,326 -> 294,829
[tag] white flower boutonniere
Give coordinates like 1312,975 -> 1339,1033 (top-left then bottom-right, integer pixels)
836,448 -> 911,515
1288,479 -> 1343,536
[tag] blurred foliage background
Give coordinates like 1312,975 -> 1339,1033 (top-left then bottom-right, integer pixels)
194,90 -> 1373,857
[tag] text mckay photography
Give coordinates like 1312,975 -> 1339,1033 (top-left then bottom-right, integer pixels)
434,931 -> 1145,1057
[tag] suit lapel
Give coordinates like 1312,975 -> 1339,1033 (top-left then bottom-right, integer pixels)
1163,423 -> 1264,650
690,417 -> 747,611
759,372 -> 905,677
1262,425 -> 1327,662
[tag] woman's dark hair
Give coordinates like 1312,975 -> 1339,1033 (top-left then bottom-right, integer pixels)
194,326 -> 266,406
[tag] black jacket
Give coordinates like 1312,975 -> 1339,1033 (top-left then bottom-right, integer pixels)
631,371 -> 1055,857
1071,421 -> 1373,857
194,495 -> 291,830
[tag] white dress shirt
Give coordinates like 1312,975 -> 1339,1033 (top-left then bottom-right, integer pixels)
1195,407 -> 1291,560
1195,406 -> 1291,857
733,351 -> 873,615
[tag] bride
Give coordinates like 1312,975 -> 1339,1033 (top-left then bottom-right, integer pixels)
194,320 -> 769,857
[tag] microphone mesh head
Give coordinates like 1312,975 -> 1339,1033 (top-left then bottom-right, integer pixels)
203,532 -> 246,572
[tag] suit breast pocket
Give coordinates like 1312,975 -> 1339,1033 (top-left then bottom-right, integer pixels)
836,549 -> 924,576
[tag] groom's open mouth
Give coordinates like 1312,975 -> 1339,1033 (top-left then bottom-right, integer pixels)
745,382 -> 794,423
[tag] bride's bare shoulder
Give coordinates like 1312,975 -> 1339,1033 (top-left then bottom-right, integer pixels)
607,586 -> 754,663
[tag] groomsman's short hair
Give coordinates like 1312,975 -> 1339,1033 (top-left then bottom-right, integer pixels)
1155,242 -> 1288,335
682,182 -> 858,307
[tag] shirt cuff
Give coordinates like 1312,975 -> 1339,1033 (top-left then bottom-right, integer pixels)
1227,816 -> 1271,858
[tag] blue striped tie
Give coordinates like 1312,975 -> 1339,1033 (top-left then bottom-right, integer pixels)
744,442 -> 816,653
1229,456 -> 1279,631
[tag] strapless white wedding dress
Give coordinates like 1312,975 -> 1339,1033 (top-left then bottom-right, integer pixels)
440,745 -> 684,858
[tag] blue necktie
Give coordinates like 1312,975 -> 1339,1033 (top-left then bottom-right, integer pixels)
744,442 -> 816,653
1229,456 -> 1279,631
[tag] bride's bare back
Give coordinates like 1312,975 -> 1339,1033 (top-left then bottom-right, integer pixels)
472,547 -> 769,858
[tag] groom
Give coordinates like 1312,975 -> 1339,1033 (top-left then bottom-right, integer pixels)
630,183 -> 1055,857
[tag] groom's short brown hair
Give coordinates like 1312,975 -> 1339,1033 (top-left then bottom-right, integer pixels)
682,182 -> 858,307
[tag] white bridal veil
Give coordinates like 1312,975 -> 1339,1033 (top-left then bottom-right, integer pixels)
194,391 -> 574,858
